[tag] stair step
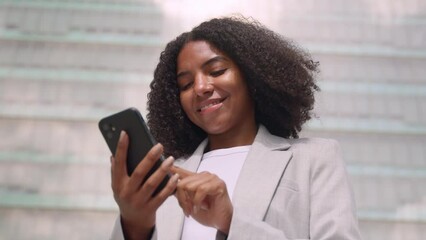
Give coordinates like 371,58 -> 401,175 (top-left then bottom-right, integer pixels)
0,208 -> 116,240
1,0 -> 163,35
0,39 -> 161,71
359,219 -> 426,240
0,159 -> 111,196
302,129 -> 426,168
0,190 -> 116,211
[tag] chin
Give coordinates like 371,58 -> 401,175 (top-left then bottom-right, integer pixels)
200,124 -> 227,135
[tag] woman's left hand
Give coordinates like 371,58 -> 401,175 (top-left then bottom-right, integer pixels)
171,166 -> 233,235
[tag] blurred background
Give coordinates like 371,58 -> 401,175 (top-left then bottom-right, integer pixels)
0,0 -> 425,239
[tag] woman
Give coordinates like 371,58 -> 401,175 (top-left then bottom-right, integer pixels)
110,16 -> 362,240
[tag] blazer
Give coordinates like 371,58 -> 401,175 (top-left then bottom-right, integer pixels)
111,125 -> 362,240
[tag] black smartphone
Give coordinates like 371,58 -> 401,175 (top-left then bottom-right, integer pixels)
98,107 -> 169,196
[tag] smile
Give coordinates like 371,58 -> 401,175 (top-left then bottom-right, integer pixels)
197,98 -> 226,113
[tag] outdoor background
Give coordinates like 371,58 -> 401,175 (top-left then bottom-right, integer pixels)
0,0 -> 425,239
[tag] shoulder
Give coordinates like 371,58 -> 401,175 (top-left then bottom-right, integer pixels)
285,137 -> 344,170
287,137 -> 340,153
255,126 -> 342,164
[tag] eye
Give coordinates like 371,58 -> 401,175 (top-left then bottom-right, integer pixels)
210,69 -> 227,77
179,81 -> 193,91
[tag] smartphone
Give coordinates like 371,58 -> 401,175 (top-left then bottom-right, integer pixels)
98,107 -> 169,196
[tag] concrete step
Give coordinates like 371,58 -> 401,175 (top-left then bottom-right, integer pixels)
0,156 -> 111,196
0,208 -> 117,240
0,38 -> 162,71
276,0 -> 426,50
0,70 -> 151,117
302,129 -> 426,168
350,170 -> 426,212
359,219 -> 426,240
314,53 -> 426,84
281,16 -> 426,50
315,86 -> 426,125
0,117 -> 113,158
0,0 -> 163,36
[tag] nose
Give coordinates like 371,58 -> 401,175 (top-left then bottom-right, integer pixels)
193,74 -> 213,96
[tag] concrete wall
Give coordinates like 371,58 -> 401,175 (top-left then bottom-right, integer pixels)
0,0 -> 425,239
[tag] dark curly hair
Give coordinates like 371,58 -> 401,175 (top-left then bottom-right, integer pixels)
147,16 -> 319,158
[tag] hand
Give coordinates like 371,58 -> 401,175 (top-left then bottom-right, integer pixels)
171,166 -> 233,234
111,131 -> 179,240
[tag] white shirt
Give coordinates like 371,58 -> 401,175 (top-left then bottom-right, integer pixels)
181,145 -> 250,240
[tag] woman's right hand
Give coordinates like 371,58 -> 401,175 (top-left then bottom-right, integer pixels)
111,131 -> 179,240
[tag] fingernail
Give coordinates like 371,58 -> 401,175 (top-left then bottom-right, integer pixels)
163,156 -> 174,167
193,205 -> 198,214
171,173 -> 179,183
119,131 -> 125,141
153,143 -> 163,154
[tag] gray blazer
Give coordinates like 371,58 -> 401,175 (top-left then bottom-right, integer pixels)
111,125 -> 362,240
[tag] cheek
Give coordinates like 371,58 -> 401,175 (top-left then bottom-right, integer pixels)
179,93 -> 192,115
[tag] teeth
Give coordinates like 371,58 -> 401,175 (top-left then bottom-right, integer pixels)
200,101 -> 220,111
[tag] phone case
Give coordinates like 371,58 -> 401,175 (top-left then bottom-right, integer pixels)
98,107 -> 169,196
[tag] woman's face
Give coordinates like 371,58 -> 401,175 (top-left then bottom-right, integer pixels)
177,41 -> 255,137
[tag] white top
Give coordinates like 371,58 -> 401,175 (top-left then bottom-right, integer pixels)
181,145 -> 250,240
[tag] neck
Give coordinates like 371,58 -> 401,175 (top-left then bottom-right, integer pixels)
207,122 -> 258,151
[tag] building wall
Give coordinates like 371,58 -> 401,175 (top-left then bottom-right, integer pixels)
0,0 -> 425,239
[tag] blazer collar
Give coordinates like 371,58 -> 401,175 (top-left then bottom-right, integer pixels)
232,125 -> 292,220
155,139 -> 208,240
155,125 -> 292,239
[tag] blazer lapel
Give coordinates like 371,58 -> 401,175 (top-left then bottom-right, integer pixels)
232,125 -> 293,220
156,127 -> 292,238
155,139 -> 208,240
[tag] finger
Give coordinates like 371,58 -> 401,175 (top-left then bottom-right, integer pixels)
177,171 -> 213,194
110,156 -> 116,191
184,174 -> 217,211
127,143 -> 164,192
112,131 -> 129,183
193,178 -> 226,212
150,173 -> 180,208
171,165 -> 195,179
139,156 -> 174,198
175,185 -> 193,217
175,171 -> 212,205
175,173 -> 213,216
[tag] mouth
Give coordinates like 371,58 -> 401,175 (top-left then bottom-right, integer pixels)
197,98 -> 226,113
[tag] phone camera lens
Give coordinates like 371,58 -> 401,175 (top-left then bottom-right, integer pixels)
107,132 -> 114,139
102,123 -> 109,131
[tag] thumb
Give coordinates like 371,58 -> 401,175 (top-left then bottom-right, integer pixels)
171,165 -> 194,179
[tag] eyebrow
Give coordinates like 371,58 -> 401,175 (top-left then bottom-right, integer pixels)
177,55 -> 228,79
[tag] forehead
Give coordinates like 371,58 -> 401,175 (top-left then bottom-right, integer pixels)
177,41 -> 225,66
181,40 -> 219,55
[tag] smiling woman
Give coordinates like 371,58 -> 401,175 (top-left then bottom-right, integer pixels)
109,16 -> 362,240
176,41 -> 256,149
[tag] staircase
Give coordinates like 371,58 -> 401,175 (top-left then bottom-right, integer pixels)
0,0 -> 425,239
0,1 -> 163,239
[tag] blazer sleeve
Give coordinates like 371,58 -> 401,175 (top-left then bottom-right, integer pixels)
110,216 -> 157,240
309,139 -> 361,239
110,217 -> 126,240
222,139 -> 362,240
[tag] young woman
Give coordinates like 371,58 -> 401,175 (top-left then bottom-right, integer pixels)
110,16 -> 362,240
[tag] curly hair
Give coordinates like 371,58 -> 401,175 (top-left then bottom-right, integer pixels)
147,16 -> 319,158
